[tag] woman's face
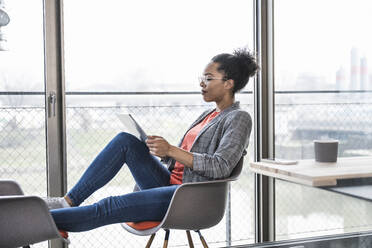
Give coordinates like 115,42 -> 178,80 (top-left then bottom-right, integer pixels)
200,62 -> 232,103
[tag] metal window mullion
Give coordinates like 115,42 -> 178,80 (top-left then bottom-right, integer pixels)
254,0 -> 275,243
43,0 -> 67,247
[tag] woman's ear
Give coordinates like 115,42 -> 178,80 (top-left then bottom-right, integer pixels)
224,79 -> 234,90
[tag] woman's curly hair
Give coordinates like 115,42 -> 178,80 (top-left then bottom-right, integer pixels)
211,48 -> 259,93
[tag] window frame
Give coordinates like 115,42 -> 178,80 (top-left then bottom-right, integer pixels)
254,0 -> 276,243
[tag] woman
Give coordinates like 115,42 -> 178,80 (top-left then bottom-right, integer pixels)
48,48 -> 258,232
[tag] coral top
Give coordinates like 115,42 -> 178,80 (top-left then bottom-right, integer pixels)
169,111 -> 220,185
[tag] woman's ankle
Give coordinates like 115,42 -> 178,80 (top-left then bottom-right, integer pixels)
64,195 -> 74,207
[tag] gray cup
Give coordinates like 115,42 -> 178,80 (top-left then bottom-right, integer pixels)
314,140 -> 339,162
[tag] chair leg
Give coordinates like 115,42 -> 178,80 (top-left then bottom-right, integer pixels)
163,229 -> 170,248
145,233 -> 156,248
196,230 -> 209,248
186,230 -> 194,248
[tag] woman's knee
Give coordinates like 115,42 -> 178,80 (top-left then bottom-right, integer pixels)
113,132 -> 149,156
114,132 -> 141,146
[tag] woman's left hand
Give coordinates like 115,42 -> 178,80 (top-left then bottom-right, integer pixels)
146,135 -> 171,158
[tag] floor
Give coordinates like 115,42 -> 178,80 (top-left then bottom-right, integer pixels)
236,231 -> 372,248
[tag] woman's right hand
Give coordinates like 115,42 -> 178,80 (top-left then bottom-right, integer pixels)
146,135 -> 171,158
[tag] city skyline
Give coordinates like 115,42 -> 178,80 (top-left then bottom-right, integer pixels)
336,47 -> 371,91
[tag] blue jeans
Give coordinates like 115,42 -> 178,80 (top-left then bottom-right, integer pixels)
50,132 -> 178,232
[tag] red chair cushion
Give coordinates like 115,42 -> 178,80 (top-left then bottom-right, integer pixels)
126,221 -> 161,230
59,230 -> 69,239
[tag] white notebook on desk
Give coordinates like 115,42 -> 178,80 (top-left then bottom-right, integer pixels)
117,114 -> 148,142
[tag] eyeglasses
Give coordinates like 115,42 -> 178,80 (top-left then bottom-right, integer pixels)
198,75 -> 227,84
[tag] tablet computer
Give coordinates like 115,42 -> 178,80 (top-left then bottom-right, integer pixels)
117,114 -> 147,142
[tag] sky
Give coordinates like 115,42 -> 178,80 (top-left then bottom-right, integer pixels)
274,0 -> 372,90
1,0 -> 372,92
0,0 -> 253,92
62,0 -> 254,92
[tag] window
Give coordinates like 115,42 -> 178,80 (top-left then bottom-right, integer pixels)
63,0 -> 255,246
0,1 -> 46,194
0,2 -> 47,247
275,0 -> 372,240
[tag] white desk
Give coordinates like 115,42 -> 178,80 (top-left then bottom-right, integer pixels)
250,156 -> 372,187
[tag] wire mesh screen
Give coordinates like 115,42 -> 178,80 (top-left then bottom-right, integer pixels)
0,106 -> 47,196
275,99 -> 372,240
65,103 -> 255,247
4,95 -> 372,246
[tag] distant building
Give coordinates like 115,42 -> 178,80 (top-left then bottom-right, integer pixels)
350,47 -> 359,90
360,56 -> 368,91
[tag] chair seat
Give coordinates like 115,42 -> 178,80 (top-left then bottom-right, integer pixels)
125,221 -> 161,230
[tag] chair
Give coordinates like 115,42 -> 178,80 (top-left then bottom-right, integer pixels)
0,180 -> 70,248
121,157 -> 244,248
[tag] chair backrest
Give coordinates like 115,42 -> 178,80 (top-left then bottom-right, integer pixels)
161,157 -> 244,230
0,196 -> 61,247
0,180 -> 24,196
0,180 -> 69,246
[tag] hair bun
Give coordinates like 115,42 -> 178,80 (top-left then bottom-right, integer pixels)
233,48 -> 259,78
211,47 -> 259,93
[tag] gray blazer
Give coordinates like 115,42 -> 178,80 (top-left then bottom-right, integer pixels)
164,101 -> 252,183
